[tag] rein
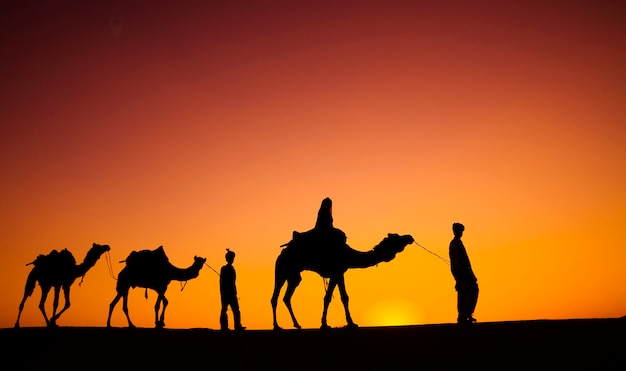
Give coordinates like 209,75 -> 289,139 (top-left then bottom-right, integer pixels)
204,262 -> 221,276
414,241 -> 450,265
105,250 -> 118,280
179,261 -> 220,291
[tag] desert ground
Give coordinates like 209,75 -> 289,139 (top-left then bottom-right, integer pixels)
1,318 -> 624,370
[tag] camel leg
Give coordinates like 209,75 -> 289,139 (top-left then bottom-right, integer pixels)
283,274 -> 302,329
154,296 -> 161,327
160,296 -> 168,327
107,294 -> 122,327
38,286 -> 52,327
121,294 -> 135,328
155,293 -> 168,328
15,296 -> 26,328
337,276 -> 357,328
51,285 -> 71,325
50,286 -> 61,327
271,275 -> 287,330
321,278 -> 338,329
15,271 -> 38,328
15,290 -> 31,328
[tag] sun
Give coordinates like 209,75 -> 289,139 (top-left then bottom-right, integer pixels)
366,299 -> 421,327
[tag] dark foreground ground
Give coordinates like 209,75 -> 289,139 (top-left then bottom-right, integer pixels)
1,318 -> 624,370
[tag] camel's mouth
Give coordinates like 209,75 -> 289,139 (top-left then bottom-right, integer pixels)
375,234 -> 415,261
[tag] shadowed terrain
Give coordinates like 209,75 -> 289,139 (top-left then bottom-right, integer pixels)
1,318 -> 624,370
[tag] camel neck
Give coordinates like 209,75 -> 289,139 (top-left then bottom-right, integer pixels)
170,262 -> 202,281
345,249 -> 389,269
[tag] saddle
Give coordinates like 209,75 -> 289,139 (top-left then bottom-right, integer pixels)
123,245 -> 169,268
28,248 -> 76,268
281,227 -> 347,248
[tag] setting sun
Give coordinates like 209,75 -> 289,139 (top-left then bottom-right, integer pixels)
366,300 -> 421,327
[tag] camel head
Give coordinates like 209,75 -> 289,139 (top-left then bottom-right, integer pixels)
191,256 -> 207,275
88,243 -> 111,260
81,243 -> 111,268
373,233 -> 415,262
71,243 -> 110,278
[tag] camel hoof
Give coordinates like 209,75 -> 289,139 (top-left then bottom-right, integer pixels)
320,324 -> 331,330
273,325 -> 282,331
345,322 -> 359,329
294,323 -> 302,330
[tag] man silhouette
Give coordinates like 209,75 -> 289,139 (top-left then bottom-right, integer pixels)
314,197 -> 346,245
315,197 -> 334,229
220,249 -> 244,331
449,222 -> 478,324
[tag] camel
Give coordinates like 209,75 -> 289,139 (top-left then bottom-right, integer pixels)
271,232 -> 414,330
15,243 -> 111,328
106,246 -> 206,328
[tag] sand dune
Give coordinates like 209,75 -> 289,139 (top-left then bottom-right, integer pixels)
2,318 -> 624,370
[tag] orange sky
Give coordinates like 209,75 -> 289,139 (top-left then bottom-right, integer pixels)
1,0 -> 625,330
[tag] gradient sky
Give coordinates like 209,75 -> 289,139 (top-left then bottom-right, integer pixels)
1,0 -> 625,330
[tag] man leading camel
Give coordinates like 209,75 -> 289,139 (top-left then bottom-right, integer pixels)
220,249 -> 244,331
449,222 -> 479,324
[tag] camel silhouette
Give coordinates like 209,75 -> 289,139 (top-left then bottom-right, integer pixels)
271,232 -> 414,330
106,246 -> 206,328
15,243 -> 111,328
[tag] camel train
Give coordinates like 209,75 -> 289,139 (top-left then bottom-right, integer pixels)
14,198 -> 415,330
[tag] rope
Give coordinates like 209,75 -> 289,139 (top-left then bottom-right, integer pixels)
414,241 -> 450,265
204,262 -> 220,276
104,250 -> 117,281
322,277 -> 334,300
178,262 -> 220,291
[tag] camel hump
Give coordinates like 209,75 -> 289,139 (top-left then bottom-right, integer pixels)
31,248 -> 76,267
124,245 -> 169,267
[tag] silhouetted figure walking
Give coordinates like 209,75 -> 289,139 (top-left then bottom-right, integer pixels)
449,222 -> 478,324
220,249 -> 244,331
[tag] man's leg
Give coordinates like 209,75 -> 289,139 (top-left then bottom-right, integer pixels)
468,284 -> 479,321
457,290 -> 467,323
458,289 -> 473,323
232,299 -> 244,330
220,301 -> 229,330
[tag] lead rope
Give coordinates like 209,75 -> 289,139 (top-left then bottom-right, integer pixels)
204,262 -> 220,276
105,250 -> 117,280
178,261 -> 221,292
414,241 -> 450,265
